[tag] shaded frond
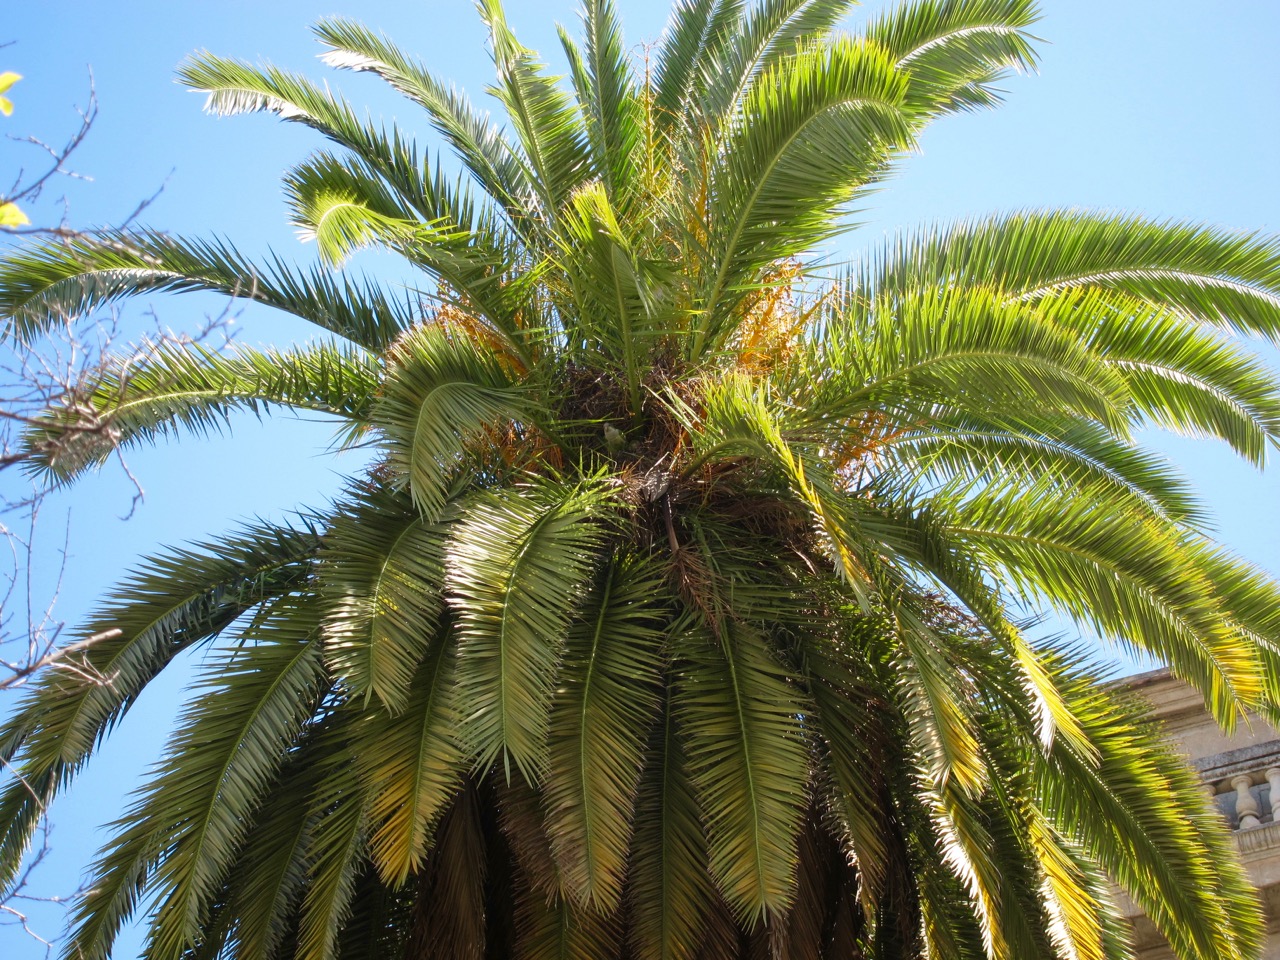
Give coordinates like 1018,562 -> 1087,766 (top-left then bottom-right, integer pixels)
673,621 -> 809,924
544,553 -> 666,910
319,484 -> 448,711
446,477 -> 615,782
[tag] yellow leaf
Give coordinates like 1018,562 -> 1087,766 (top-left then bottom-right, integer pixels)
0,203 -> 31,229
0,72 -> 20,116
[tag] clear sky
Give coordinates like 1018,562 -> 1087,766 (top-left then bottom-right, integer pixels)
2,1 -> 1279,956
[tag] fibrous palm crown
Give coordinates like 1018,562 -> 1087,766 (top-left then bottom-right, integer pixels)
4,1 -> 1280,959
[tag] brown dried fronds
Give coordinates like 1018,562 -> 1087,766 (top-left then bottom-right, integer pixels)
470,420 -> 562,477
827,411 -> 912,486
429,298 -> 529,378
731,260 -> 838,376
559,362 -> 630,427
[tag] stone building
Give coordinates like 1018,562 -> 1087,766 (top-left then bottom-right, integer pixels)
1122,669 -> 1280,958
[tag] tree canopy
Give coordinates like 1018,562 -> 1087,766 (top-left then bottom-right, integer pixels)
4,2 -> 1280,959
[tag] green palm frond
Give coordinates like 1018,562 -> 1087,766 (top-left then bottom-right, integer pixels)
699,0 -> 863,124
446,478 -> 615,782
356,639 -> 467,887
869,210 -> 1280,340
178,52 -> 504,232
917,778 -> 1019,960
294,719 -> 372,960
477,0 -> 591,219
330,867 -> 413,960
942,478 -> 1264,723
1036,288 -> 1280,465
286,175 -> 431,269
215,743 -> 324,960
865,0 -> 1040,115
544,553 -> 666,910
800,615 -> 898,912
64,596 -> 328,960
673,620 -> 808,924
318,484 -> 448,711
310,17 -> 536,229
652,0 -> 745,142
887,590 -> 989,793
400,781 -> 488,960
812,286 -> 1129,434
1039,658 -> 1263,960
628,696 -> 717,960
877,414 -> 1207,527
0,230 -> 416,348
375,323 -> 529,516
22,340 -> 378,484
512,889 -> 622,960
555,181 -> 659,408
280,152 -> 525,338
0,519 -> 318,894
1026,811 -> 1106,960
558,0 -> 644,205
694,38 -> 912,351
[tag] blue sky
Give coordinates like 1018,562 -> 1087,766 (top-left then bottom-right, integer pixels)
2,0 -> 1280,956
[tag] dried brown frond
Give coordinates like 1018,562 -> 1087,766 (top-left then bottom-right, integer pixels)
829,412 -> 911,485
431,297 -> 529,378
733,260 -> 806,374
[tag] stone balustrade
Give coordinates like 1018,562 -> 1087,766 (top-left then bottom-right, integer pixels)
1198,741 -> 1280,833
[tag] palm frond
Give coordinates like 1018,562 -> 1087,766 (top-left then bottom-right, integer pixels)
294,721 -> 371,960
628,695 -> 715,960
1036,287 -> 1280,465
375,324 -> 529,516
402,781 -> 488,960
0,520 -> 318,894
215,743 -> 324,960
672,621 -> 808,924
22,339 -> 378,484
693,38 -> 912,352
319,484 -> 448,711
812,286 -> 1130,435
544,553 -> 666,911
446,478 -> 615,783
559,0 -> 644,206
356,638 -> 468,887
310,17 -> 537,232
799,615 -> 899,912
65,596 -> 327,960
1038,657 -> 1264,960
512,888 -> 621,960
700,0 -> 863,124
652,0 -> 745,141
0,230 -> 415,348
284,150 -> 545,366
876,413 -> 1207,528
865,0 -> 1040,115
477,0 -> 591,219
868,210 -> 1280,342
941,478 -> 1265,724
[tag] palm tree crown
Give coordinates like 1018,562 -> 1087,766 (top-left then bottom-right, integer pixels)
5,2 -> 1280,959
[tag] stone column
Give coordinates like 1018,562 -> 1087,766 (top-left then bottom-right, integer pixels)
1266,767 -> 1280,822
1234,774 -> 1260,829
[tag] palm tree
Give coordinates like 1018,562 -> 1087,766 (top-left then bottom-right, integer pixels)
4,0 -> 1280,957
